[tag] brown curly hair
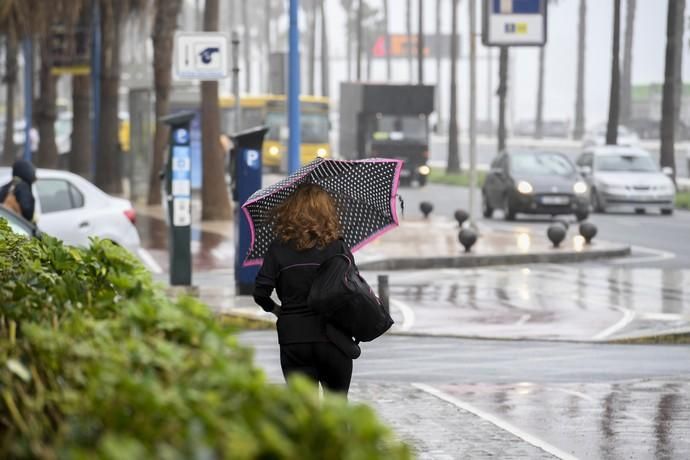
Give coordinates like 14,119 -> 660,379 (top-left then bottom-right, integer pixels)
272,183 -> 341,250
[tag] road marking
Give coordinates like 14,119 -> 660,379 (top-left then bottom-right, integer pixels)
137,248 -> 164,274
390,298 -> 415,331
592,306 -> 636,340
610,245 -> 676,265
552,388 -> 652,425
413,383 -> 579,460
640,313 -> 684,321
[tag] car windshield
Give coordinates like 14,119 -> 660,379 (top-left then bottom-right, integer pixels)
510,153 -> 574,176
372,115 -> 427,142
1,214 -> 30,237
595,154 -> 657,172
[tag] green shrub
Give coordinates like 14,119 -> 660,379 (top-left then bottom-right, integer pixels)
427,168 -> 486,187
0,220 -> 410,460
676,191 -> 690,210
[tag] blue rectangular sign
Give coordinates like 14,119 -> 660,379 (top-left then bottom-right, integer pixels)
493,0 -> 541,14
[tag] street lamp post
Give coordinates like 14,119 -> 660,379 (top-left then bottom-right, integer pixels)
288,0 -> 301,174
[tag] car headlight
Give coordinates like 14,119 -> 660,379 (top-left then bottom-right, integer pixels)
316,148 -> 328,158
418,165 -> 431,176
268,146 -> 280,156
573,181 -> 588,194
517,181 -> 533,194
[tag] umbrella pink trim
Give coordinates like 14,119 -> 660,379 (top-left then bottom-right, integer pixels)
241,157 -> 403,266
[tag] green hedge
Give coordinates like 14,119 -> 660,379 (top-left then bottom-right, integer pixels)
0,220 -> 410,460
427,168 -> 486,187
676,191 -> 690,210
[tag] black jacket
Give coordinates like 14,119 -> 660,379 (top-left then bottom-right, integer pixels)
253,238 -> 355,345
0,160 -> 36,221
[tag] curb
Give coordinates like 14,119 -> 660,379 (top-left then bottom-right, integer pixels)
358,245 -> 632,271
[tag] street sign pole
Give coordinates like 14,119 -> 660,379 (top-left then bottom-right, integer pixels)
232,31 -> 241,133
288,0 -> 301,174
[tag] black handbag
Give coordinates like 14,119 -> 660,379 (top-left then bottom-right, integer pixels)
308,253 -> 394,343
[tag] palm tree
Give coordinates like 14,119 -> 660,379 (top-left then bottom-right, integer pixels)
447,0 -> 460,173
356,0 -> 363,80
320,0 -> 329,97
605,0 -> 622,145
201,0 -> 232,220
383,0 -> 391,80
417,0 -> 423,84
573,0 -> 586,140
35,34 -> 60,168
341,0 -> 354,80
307,0 -> 317,94
147,0 -> 183,206
1,34 -> 18,165
660,0 -> 686,180
406,0 -> 412,82
620,0 -> 636,125
0,0 -> 35,165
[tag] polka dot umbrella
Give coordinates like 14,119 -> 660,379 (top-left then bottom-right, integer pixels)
241,158 -> 403,267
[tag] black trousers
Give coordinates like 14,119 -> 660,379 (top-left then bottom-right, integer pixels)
280,342 -> 353,395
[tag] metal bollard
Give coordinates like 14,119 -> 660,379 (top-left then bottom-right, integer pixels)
378,275 -> 390,314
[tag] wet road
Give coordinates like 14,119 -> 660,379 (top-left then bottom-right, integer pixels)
364,265 -> 690,341
398,182 -> 690,269
241,331 -> 690,459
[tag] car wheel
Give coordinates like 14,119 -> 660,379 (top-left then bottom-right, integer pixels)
482,192 -> 494,218
575,211 -> 589,222
503,195 -> 516,221
661,208 -> 673,216
635,208 -> 646,215
591,189 -> 605,213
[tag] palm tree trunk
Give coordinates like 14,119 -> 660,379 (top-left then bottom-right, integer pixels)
202,0 -> 232,220
95,2 -> 123,194
417,0 -> 424,84
242,0 -> 251,92
384,0 -> 391,80
35,38 -> 59,169
434,0 -> 441,131
148,0 -> 183,206
573,0 -> 586,140
498,47 -> 509,151
308,0 -> 317,94
660,0 -> 686,180
70,75 -> 91,176
406,0 -> 413,82
534,46 -> 545,139
356,0 -> 363,80
447,0 -> 460,173
265,0 -> 271,93
620,0 -> 636,125
320,0 -> 329,97
606,0 -> 622,146
2,35 -> 17,166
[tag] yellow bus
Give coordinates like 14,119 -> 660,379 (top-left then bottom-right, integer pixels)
219,94 -> 331,171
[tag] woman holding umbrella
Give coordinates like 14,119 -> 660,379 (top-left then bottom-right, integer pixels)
252,184 -> 358,395
246,157 -> 403,396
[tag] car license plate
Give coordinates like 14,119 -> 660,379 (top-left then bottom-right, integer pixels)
541,196 -> 569,205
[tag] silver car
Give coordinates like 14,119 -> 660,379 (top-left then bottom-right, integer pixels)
576,146 -> 676,215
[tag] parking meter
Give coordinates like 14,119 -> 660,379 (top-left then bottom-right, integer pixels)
233,126 -> 269,295
160,111 -> 196,286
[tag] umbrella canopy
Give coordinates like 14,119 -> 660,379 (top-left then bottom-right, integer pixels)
241,158 -> 403,266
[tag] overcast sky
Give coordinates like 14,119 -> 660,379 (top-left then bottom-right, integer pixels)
196,0 -> 689,129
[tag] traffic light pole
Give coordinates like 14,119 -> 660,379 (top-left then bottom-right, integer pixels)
288,0 -> 301,174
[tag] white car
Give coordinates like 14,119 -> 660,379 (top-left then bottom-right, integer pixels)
575,146 -> 676,215
582,124 -> 640,148
0,168 -> 142,252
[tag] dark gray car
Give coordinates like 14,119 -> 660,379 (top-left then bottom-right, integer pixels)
482,150 -> 590,221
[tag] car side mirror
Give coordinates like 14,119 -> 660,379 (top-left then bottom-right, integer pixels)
579,165 -> 592,175
661,166 -> 673,176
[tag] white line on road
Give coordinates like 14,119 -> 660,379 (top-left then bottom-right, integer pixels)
592,306 -> 636,340
390,298 -> 415,332
515,314 -> 532,326
413,383 -> 579,460
610,245 -> 676,265
137,248 -> 163,274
